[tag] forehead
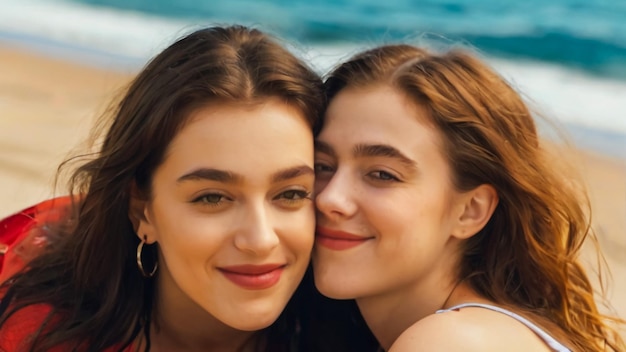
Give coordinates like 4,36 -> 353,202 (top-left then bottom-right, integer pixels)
156,100 -> 314,179
320,85 -> 442,154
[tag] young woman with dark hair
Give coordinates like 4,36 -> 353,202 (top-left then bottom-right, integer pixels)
0,25 -> 379,352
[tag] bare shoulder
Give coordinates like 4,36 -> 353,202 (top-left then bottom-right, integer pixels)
388,308 -> 489,352
388,306 -> 553,352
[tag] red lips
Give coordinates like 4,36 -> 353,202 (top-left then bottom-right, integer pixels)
218,264 -> 285,290
315,226 -> 372,250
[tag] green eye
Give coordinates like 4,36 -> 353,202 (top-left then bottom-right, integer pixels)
279,190 -> 310,200
193,193 -> 226,205
273,189 -> 312,210
203,194 -> 223,203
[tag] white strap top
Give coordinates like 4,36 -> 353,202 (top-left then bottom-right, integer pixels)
436,303 -> 571,352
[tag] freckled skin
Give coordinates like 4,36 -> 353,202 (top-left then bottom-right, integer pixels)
314,85 -> 462,302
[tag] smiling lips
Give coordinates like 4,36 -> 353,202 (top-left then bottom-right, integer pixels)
218,264 -> 285,290
315,226 -> 373,250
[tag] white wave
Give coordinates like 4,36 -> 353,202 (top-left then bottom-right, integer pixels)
489,58 -> 626,136
0,0 -> 193,62
304,44 -> 626,136
1,0 -> 625,138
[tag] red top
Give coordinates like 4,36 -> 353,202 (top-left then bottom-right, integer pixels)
0,197 -> 136,351
0,196 -> 74,284
0,303 -> 136,350
0,303 -> 136,351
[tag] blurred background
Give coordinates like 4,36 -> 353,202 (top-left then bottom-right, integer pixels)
0,0 -> 624,327
1,0 -> 626,155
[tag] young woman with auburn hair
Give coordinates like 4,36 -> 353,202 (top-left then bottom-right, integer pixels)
313,44 -> 625,351
0,25 -> 378,352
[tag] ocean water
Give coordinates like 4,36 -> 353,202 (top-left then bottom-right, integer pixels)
0,0 -> 625,157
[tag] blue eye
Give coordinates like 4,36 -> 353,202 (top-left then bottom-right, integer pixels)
314,163 -> 334,173
368,170 -> 399,181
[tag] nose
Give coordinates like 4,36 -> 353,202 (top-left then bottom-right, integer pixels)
315,168 -> 358,220
234,200 -> 279,256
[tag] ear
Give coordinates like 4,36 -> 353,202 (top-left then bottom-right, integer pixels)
128,181 -> 157,244
451,184 -> 498,240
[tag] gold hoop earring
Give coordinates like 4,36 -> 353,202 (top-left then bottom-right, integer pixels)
137,235 -> 158,278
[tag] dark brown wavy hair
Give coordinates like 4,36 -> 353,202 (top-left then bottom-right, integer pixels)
324,44 -> 625,351
0,25 -> 378,352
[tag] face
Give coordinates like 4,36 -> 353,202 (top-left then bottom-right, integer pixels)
313,85 -> 466,301
138,100 -> 314,331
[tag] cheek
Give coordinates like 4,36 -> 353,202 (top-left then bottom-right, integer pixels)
366,188 -> 418,225
160,234 -> 220,268
275,205 -> 315,256
369,189 -> 445,244
152,205 -> 232,261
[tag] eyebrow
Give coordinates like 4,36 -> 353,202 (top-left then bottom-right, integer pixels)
176,165 -> 314,184
316,140 -> 418,170
271,165 -> 315,183
314,140 -> 337,158
177,168 -> 242,184
354,143 -> 418,169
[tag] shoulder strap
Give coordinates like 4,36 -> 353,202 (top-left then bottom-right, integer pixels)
437,303 -> 571,352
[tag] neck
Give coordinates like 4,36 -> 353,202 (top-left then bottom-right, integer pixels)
440,281 -> 491,310
147,268 -> 261,351
148,314 -> 260,352
354,239 -> 470,352
358,279 -> 488,351
356,274 -> 456,350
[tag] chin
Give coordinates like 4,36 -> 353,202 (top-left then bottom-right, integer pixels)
234,295 -> 293,330
236,310 -> 282,331
236,317 -> 278,331
313,272 -> 359,300
224,308 -> 282,331
312,259 -> 357,299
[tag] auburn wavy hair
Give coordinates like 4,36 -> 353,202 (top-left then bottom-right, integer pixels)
324,44 -> 625,351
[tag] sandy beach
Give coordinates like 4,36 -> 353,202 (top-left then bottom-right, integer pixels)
1,43 -> 625,334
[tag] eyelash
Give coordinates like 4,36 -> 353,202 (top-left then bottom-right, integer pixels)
315,161 -> 401,184
275,190 -> 312,205
192,190 -> 311,207
367,170 -> 400,182
314,163 -> 335,174
192,193 -> 230,206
